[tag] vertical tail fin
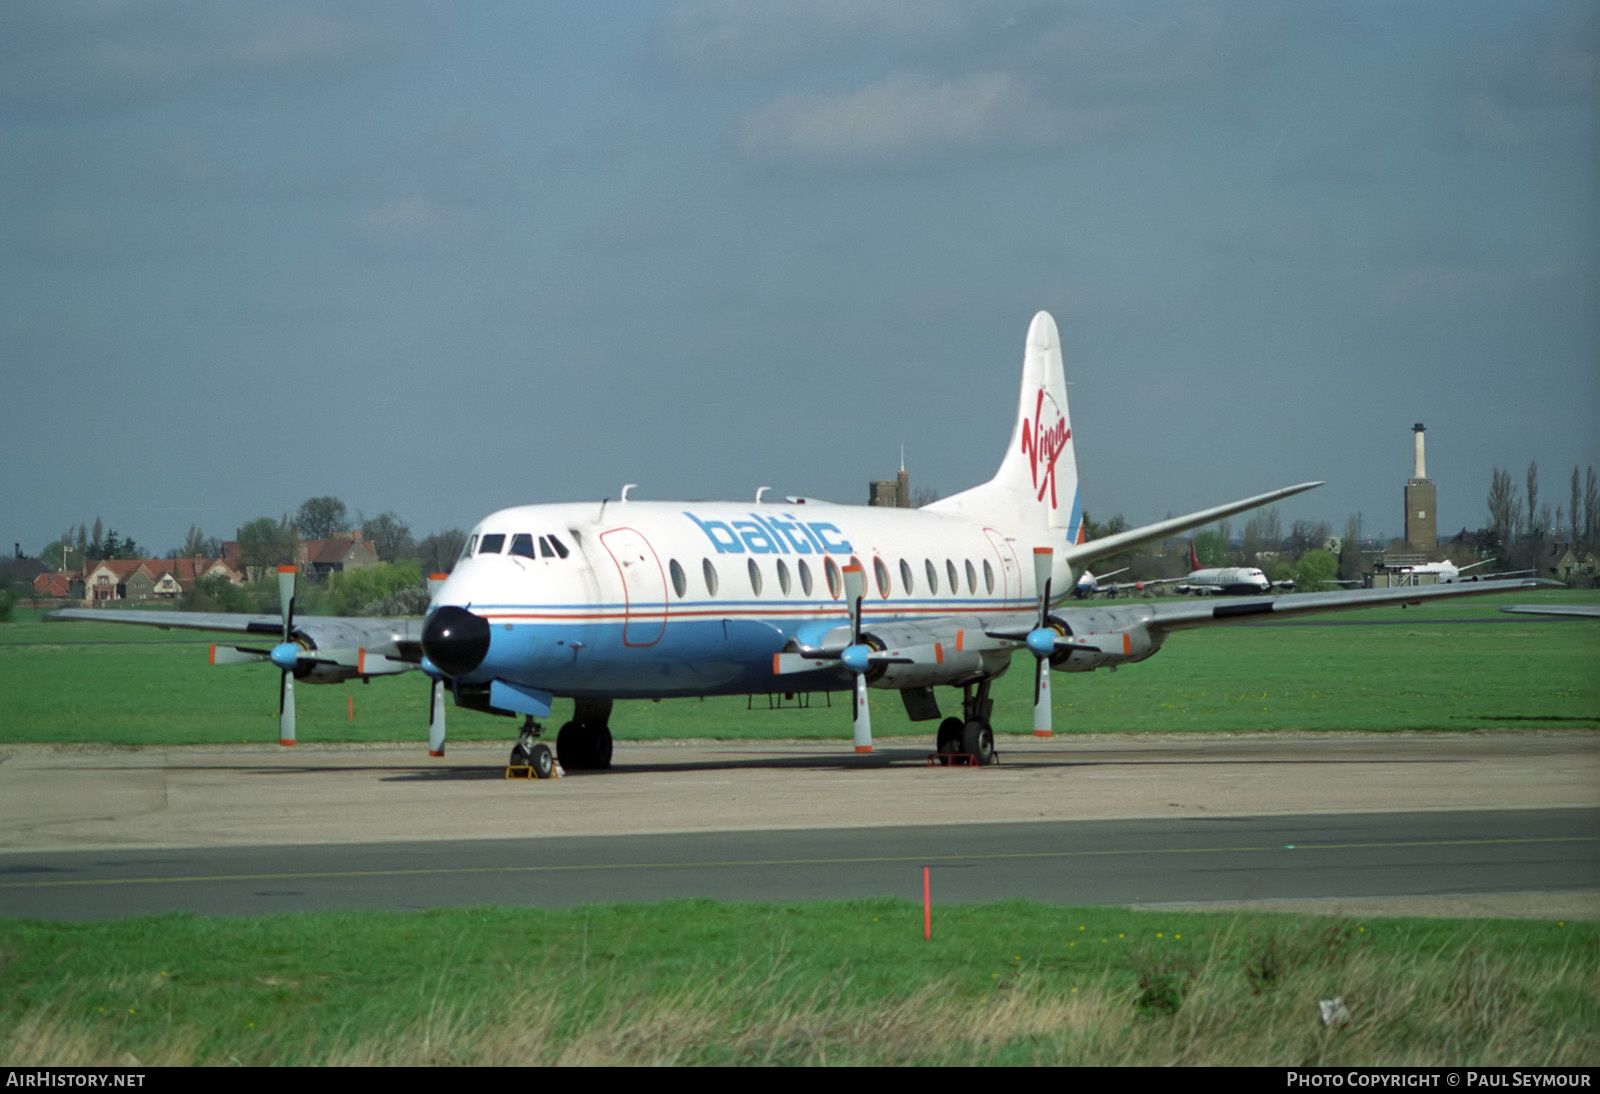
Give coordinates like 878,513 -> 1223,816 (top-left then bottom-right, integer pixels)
924,311 -> 1080,540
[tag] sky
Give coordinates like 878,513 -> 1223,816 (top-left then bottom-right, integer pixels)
3,0 -> 1596,560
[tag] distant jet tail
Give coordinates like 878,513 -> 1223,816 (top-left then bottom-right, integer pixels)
924,310 -> 1080,541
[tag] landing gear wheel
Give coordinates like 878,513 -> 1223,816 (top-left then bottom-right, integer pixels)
936,716 -> 964,765
556,721 -> 582,768
527,742 -> 555,779
589,725 -> 613,770
961,719 -> 996,766
556,721 -> 614,770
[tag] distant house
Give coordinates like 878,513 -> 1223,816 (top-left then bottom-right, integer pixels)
31,571 -> 81,600
84,559 -> 145,603
297,531 -> 379,580
1545,546 -> 1596,581
78,557 -> 242,603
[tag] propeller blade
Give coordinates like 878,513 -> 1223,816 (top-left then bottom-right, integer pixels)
1033,547 -> 1054,628
1029,550 -> 1056,739
428,677 -> 447,757
842,562 -> 866,643
210,644 -> 268,666
278,669 -> 296,747
356,649 -> 409,676
852,672 -> 872,753
773,652 -> 833,675
1033,656 -> 1052,737
277,564 -> 297,641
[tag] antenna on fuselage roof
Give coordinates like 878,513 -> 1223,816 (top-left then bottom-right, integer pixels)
755,485 -> 770,503
620,483 -> 637,502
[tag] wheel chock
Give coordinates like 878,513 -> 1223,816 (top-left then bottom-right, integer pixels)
927,752 -> 982,767
505,762 -> 566,780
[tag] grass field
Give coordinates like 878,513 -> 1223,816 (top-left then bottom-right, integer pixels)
3,590 -> 1595,747
2,901 -> 1594,1066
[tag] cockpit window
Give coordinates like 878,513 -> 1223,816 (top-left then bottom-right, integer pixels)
509,534 -> 536,558
538,536 -> 554,558
548,535 -> 570,559
462,535 -> 477,560
479,533 -> 505,555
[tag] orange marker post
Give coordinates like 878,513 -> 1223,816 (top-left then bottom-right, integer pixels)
348,696 -> 354,721
923,867 -> 931,941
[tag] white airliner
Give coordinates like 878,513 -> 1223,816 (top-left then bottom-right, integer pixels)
1385,559 -> 1533,585
1172,541 -> 1273,595
57,311 -> 1545,774
1073,568 -> 1129,597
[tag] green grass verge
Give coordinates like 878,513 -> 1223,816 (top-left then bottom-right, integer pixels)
3,590 -> 1596,747
1,901 -> 1593,1065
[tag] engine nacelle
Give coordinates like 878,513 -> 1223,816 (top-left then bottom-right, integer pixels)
1045,606 -> 1166,673
856,621 -> 1009,688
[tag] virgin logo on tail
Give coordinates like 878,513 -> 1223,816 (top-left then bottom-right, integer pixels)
1020,389 -> 1070,508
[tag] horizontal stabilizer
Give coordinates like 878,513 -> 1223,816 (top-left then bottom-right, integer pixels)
1064,481 -> 1322,570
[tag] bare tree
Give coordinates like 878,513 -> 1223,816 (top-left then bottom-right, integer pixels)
1487,467 -> 1519,548
1586,467 -> 1599,552
1568,467 -> 1580,550
1525,461 -> 1540,541
419,529 -> 469,574
1339,514 -> 1364,581
360,511 -> 415,563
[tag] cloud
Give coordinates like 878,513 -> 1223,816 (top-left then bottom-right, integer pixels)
729,70 -> 1142,163
1379,262 -> 1570,314
649,0 -> 972,82
14,205 -> 130,263
0,1 -> 452,115
352,195 -> 484,257
1456,0 -> 1598,148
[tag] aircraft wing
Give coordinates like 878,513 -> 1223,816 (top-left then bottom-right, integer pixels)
1121,577 -> 1555,633
1063,481 -> 1322,570
1500,603 -> 1600,618
50,608 -> 427,663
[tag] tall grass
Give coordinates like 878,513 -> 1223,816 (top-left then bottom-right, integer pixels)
2,902 -> 1594,1065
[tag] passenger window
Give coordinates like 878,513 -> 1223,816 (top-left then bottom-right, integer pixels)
946,559 -> 959,593
509,534 -> 536,558
824,558 -> 842,599
873,557 -> 891,598
479,534 -> 505,554
798,559 -> 814,597
925,559 -> 939,595
899,559 -> 914,596
702,558 -> 719,597
747,558 -> 763,596
965,560 -> 977,594
983,560 -> 995,595
776,558 -> 792,596
669,559 -> 687,598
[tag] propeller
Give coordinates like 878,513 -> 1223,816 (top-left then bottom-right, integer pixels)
271,564 -> 300,746
839,563 -> 873,753
1026,548 -> 1057,737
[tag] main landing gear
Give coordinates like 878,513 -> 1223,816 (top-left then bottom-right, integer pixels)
509,705 -> 616,778
934,679 -> 998,766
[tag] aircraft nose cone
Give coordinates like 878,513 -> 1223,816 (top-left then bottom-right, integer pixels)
421,606 -> 491,677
